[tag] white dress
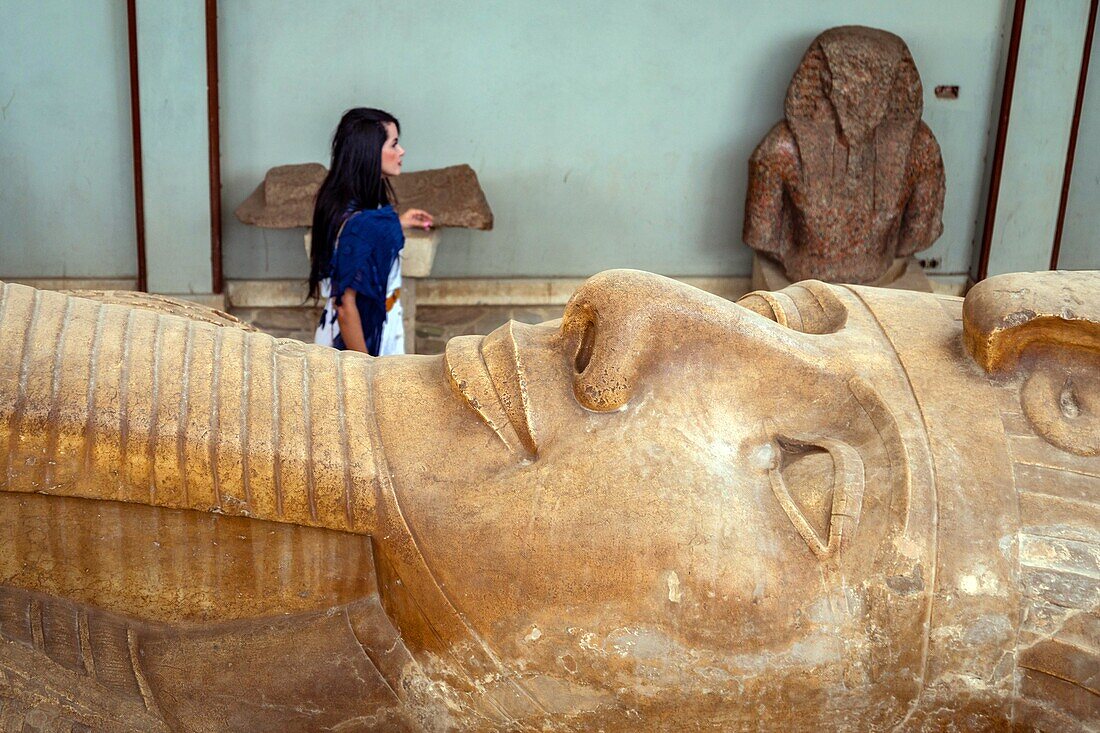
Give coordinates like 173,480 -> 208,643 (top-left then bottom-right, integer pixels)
315,256 -> 405,356
378,258 -> 405,355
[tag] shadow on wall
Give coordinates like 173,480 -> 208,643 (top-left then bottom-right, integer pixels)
702,32 -> 818,275
221,165 -> 312,281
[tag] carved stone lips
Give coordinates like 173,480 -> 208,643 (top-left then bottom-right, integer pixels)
444,321 -> 538,457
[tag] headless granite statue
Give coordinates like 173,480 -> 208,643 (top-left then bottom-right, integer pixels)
0,269 -> 1097,731
744,26 -> 946,285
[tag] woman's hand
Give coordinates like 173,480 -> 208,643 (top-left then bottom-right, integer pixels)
400,208 -> 434,231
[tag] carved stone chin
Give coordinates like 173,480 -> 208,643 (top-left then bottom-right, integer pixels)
743,26 -> 946,284
0,269 -> 1097,731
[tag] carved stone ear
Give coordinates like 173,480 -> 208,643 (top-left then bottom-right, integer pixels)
1019,356 -> 1099,455
964,271 -> 1100,456
767,435 -> 866,559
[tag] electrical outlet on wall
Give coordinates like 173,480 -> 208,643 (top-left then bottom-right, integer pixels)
917,256 -> 942,270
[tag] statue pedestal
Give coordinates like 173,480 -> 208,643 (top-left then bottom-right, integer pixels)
400,229 -> 441,353
751,254 -> 933,293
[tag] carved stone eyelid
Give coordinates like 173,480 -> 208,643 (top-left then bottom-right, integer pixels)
767,435 -> 866,560
738,290 -> 799,329
736,280 -> 848,335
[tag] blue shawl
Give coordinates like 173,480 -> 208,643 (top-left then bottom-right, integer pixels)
328,205 -> 404,355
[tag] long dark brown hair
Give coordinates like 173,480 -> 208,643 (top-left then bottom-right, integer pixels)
308,107 -> 399,300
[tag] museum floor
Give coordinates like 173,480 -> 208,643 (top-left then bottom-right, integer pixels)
230,303 -> 564,354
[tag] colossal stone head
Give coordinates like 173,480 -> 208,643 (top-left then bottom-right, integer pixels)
744,26 -> 946,284
0,270 -> 1097,731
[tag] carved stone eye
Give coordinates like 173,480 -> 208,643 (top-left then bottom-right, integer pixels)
767,435 -> 866,559
775,440 -> 834,541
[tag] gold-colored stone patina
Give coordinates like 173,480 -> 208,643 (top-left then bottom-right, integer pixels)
0,270 -> 1097,731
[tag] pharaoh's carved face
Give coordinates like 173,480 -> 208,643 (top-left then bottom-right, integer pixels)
370,270 -> 928,724
2,270 -> 1093,730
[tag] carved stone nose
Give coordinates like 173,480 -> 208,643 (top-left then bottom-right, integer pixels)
562,269 -> 763,412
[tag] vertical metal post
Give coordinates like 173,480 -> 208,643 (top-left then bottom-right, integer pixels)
1050,0 -> 1098,270
206,0 -> 224,294
126,0 -> 148,292
977,0 -> 1027,282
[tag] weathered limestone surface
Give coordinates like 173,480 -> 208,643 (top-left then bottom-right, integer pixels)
234,163 -> 328,229
60,290 -> 256,332
0,270 -> 1097,731
744,26 -> 946,284
391,164 -> 493,230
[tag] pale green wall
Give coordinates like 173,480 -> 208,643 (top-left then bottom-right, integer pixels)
984,0 -> 1093,275
135,0 -> 213,294
220,0 -> 1012,280
1059,12 -> 1100,271
9,1 -> 1089,284
0,0 -> 136,278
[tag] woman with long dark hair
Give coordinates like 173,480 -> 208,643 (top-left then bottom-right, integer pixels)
310,108 -> 433,355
